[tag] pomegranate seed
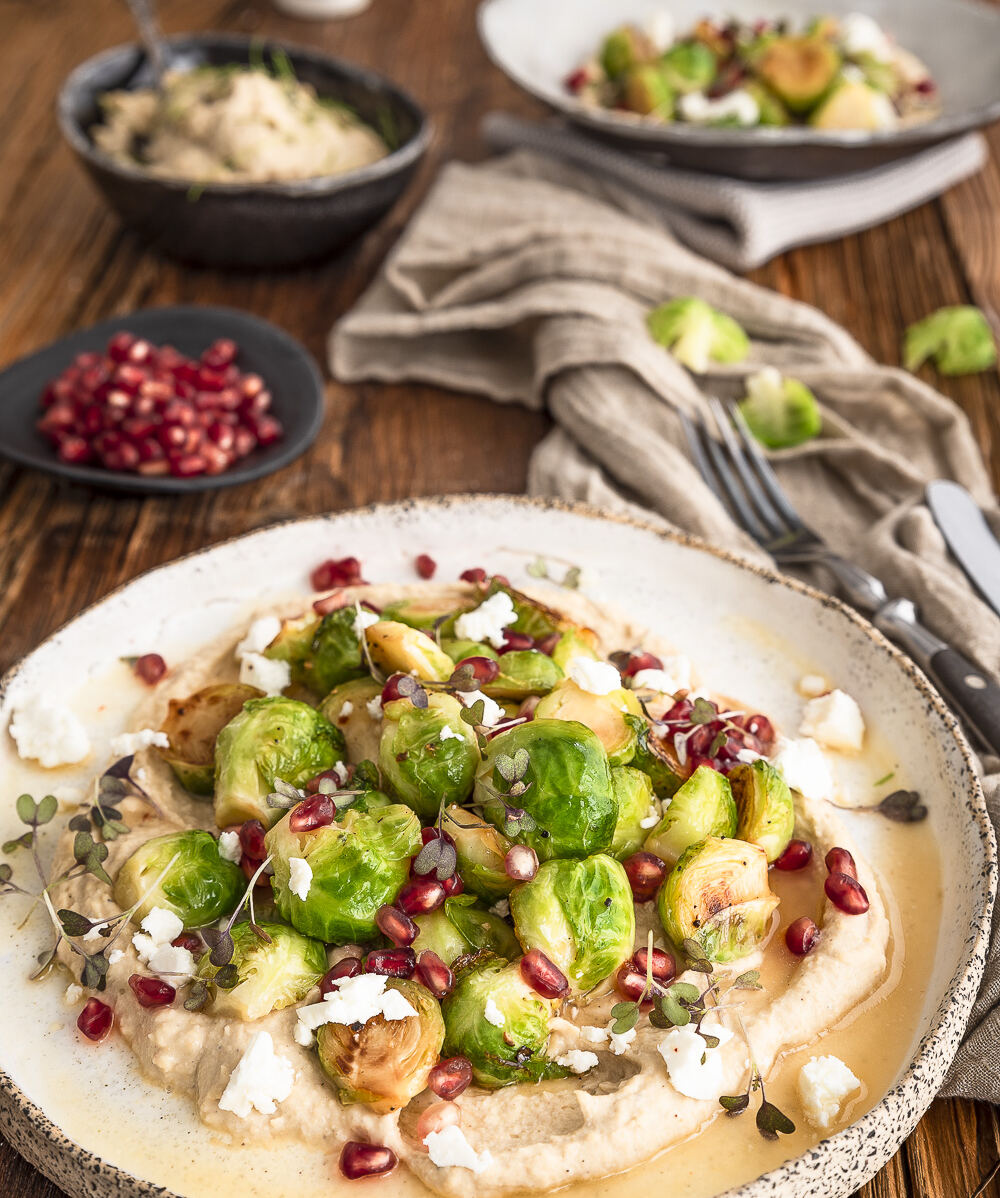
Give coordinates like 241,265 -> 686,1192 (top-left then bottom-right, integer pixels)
239,819 -> 267,861
288,795 -> 337,833
520,949 -> 568,999
623,851 -> 667,902
825,873 -> 870,915
365,948 -> 416,978
133,653 -> 167,684
320,958 -> 363,996
915,78 -> 936,95
77,997 -> 114,1042
615,962 -> 654,1004
57,436 -> 92,464
500,630 -> 534,653
381,672 -> 412,704
786,916 -> 820,956
441,873 -> 465,897
775,839 -> 813,871
201,338 -> 238,368
306,767 -> 348,794
339,1142 -> 397,1180
459,567 -> 487,583
415,950 -> 454,999
421,826 -> 456,848
565,66 -> 589,92
233,426 -> 257,457
416,1100 -> 461,1143
534,633 -> 560,656
172,932 -> 202,954
504,844 -> 538,882
415,554 -> 437,579
254,416 -> 283,447
108,332 -> 136,362
168,452 -> 208,477
128,974 -> 176,1008
397,878 -> 447,916
197,367 -> 227,392
825,847 -> 857,880
138,459 -> 169,477
632,947 -> 675,985
202,444 -> 231,474
454,656 -> 500,685
620,650 -> 665,679
429,1055 -> 473,1100
310,556 -> 365,592
127,339 -> 154,365
241,373 -> 265,397
376,904 -> 418,946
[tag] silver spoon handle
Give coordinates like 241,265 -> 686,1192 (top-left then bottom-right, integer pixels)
125,0 -> 166,82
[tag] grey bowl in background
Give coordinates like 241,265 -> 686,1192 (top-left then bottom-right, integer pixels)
58,34 -> 432,267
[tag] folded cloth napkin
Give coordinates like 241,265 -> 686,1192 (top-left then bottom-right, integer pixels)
331,149 -> 1000,1099
482,112 -> 987,271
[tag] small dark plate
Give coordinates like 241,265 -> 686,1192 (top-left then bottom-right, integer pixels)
0,305 -> 324,494
58,34 -> 431,267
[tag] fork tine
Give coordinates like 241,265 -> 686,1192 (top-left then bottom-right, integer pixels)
681,407 -> 768,543
728,401 -> 806,532
707,398 -> 788,540
678,408 -> 727,508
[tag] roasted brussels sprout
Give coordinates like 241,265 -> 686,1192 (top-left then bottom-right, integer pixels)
378,692 -> 479,820
199,920 -> 326,1020
600,25 -> 652,79
630,717 -> 685,798
610,766 -> 656,859
549,627 -> 599,672
643,765 -> 737,866
264,608 -> 368,696
661,41 -> 717,93
266,803 -> 421,943
475,719 -> 617,861
755,34 -> 840,112
158,683 -> 261,795
113,829 -> 244,927
904,305 -> 997,376
646,298 -> 749,374
446,581 -> 563,644
738,366 -> 821,449
319,676 -> 383,764
729,759 -> 795,863
214,696 -> 345,829
317,978 -> 445,1112
622,64 -> 675,116
744,81 -> 791,126
510,854 -> 635,993
442,954 -> 566,1089
364,620 -> 454,682
381,595 -> 466,633
441,639 -> 499,665
535,679 -> 641,766
657,835 -> 779,963
809,79 -> 894,130
413,894 -> 521,966
445,804 -> 516,902
485,650 -> 564,700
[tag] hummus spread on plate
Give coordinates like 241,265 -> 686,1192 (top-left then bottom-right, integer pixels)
28,578 -> 893,1195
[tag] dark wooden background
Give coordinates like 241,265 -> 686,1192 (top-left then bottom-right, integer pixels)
1,0 -> 999,1194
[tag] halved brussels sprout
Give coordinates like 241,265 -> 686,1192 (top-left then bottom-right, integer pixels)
198,920 -> 326,1020
475,719 -> 617,861
622,64 -> 675,116
610,766 -> 656,859
484,650 -> 563,700
647,298 -> 749,374
446,581 -> 564,644
158,683 -> 261,795
214,696 -> 345,829
661,41 -> 717,93
319,676 -> 383,764
317,978 -> 444,1112
809,79 -> 894,130
738,367 -> 821,449
113,829 -> 244,928
364,620 -> 454,682
510,854 -> 635,993
534,680 -> 641,766
729,759 -> 795,863
550,628 -> 599,671
657,835 -> 779,963
441,639 -> 499,665
643,765 -> 737,866
266,803 -> 421,943
630,717 -> 685,799
263,612 -> 368,695
600,25 -> 652,79
442,953 -> 567,1089
378,692 -> 479,820
445,804 -> 515,902
755,34 -> 840,112
412,894 -> 521,966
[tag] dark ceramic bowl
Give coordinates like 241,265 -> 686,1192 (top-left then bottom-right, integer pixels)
57,34 -> 431,267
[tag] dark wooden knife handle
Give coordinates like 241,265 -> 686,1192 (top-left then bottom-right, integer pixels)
930,647 -> 1000,758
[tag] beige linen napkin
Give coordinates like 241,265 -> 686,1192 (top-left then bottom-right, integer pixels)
331,150 -> 1000,1099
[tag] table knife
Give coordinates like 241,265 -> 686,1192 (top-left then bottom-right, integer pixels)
926,479 -> 1000,618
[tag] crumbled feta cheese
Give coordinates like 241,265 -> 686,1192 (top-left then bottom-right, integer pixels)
132,907 -> 192,978
580,1025 -> 610,1045
288,857 -> 313,901
798,1055 -> 861,1129
236,616 -> 282,658
424,1125 -> 494,1174
109,728 -> 170,756
108,949 -> 124,965
218,1031 -> 296,1119
366,695 -> 383,720
9,696 -> 90,768
658,1016 -> 733,1100
140,906 -> 183,946
338,700 -> 354,719
146,944 -> 196,980
64,983 -> 84,1006
839,12 -> 894,61
735,747 -> 761,764
439,725 -> 464,742
639,810 -> 659,829
679,88 -> 760,126
218,830 -> 242,863
568,657 -> 622,696
606,1021 -> 636,1056
483,997 -> 505,1027
293,1022 -> 315,1047
459,689 -> 504,727
489,898 -> 510,919
238,652 -> 291,697
772,737 -> 834,802
331,760 -> 349,786
631,657 -> 693,696
295,973 -> 417,1040
556,1049 -> 599,1073
800,690 -> 865,754
353,607 -> 380,639
453,592 -> 517,649
798,674 -> 830,699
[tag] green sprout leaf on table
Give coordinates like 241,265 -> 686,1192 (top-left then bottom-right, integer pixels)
904,305 -> 997,376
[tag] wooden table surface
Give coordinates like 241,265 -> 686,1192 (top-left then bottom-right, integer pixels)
1,0 -> 999,1194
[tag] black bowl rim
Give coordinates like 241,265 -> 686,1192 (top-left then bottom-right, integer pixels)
57,32 -> 433,198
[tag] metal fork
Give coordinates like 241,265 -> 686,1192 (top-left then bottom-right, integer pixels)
681,398 -> 1000,756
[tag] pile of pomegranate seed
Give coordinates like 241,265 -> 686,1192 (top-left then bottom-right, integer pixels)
36,332 -> 282,478
658,696 -> 776,776
339,1142 -> 397,1180
823,846 -> 870,915
310,556 -> 365,592
133,653 -> 167,684
77,997 -> 114,1042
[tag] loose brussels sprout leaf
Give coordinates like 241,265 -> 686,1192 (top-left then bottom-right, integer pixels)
214,697 -> 345,829
485,650 -> 564,700
661,41 -> 717,93
643,765 -> 737,867
158,683 -> 262,796
113,829 -> 244,928
629,716 -> 685,799
319,676 -> 383,764
610,766 -> 656,859
729,759 -> 795,863
381,596 -> 468,633
441,639 -> 499,665
378,692 -> 479,821
657,835 -> 778,963
535,679 -> 641,766
317,978 -> 444,1112
511,854 -> 635,993
266,803 -> 421,943
622,64 -> 675,116
475,719 -> 617,861
413,894 -> 521,966
445,804 -> 515,902
199,920 -> 326,1020
442,954 -> 567,1089
550,628 -> 599,671
755,34 -> 840,112
903,306 -> 997,376
600,25 -> 652,79
646,298 -> 749,374
738,367 -> 821,449
365,620 -> 454,682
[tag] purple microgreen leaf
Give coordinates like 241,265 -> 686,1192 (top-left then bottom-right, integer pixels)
720,1093 -> 750,1115
756,1100 -> 796,1140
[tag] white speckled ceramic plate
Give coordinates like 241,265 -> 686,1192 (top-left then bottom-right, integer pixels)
0,496 -> 994,1198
